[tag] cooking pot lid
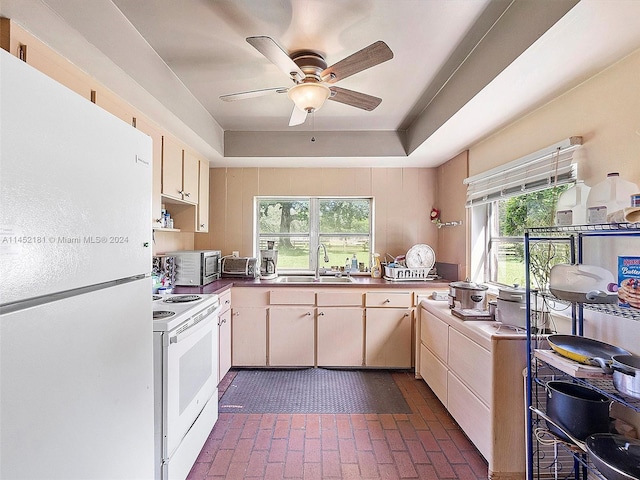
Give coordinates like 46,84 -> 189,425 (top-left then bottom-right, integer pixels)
498,284 -> 527,302
449,280 -> 488,291
586,434 -> 640,480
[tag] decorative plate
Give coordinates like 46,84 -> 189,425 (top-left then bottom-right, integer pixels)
405,244 -> 435,269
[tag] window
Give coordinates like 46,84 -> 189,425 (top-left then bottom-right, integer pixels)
466,138 -> 582,288
486,186 -> 572,288
256,197 -> 373,272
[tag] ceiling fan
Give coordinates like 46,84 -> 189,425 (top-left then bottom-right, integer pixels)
220,36 -> 393,126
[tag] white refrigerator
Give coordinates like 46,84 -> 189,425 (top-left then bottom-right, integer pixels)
0,49 -> 155,478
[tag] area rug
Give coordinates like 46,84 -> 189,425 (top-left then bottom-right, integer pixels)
218,368 -> 412,414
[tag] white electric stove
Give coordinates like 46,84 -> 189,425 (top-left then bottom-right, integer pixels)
152,293 -> 221,480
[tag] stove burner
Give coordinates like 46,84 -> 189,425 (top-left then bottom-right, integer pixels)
153,295 -> 162,301
164,295 -> 202,303
153,310 -> 176,320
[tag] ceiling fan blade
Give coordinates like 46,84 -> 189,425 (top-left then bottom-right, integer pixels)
322,41 -> 393,84
289,105 -> 308,126
220,87 -> 288,102
328,86 -> 382,111
247,36 -> 305,82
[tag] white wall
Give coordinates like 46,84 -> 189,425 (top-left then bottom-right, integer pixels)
467,47 -> 640,432
469,47 -> 640,188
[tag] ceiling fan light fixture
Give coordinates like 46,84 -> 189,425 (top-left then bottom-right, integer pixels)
287,83 -> 331,113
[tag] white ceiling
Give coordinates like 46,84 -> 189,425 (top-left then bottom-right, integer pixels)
2,0 -> 640,167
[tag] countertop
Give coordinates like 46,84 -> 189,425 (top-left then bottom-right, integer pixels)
174,276 -> 452,295
419,297 -> 527,350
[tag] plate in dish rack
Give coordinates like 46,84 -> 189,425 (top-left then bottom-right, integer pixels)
405,244 -> 435,269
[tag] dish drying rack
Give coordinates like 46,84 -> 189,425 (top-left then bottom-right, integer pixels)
383,265 -> 437,281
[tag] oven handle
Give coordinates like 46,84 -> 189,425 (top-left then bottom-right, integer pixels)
169,305 -> 221,344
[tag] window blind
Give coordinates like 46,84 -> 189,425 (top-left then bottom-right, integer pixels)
464,137 -> 582,207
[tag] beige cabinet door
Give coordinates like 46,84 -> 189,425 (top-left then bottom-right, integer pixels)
365,308 -> 412,367
93,87 -> 133,125
218,308 -> 232,383
317,307 -> 364,367
181,150 -> 199,204
231,307 -> 267,366
135,118 -> 163,228
447,372 -> 491,461
161,136 -> 183,201
448,328 -> 492,405
420,308 -> 449,363
420,344 -> 447,405
197,159 -> 209,232
268,307 -> 315,366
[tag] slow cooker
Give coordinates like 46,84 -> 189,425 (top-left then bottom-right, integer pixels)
448,280 -> 488,310
496,285 -> 527,328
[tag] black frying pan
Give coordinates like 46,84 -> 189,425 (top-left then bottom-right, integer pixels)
547,334 -> 630,372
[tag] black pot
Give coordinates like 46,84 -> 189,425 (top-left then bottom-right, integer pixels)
545,381 -> 611,442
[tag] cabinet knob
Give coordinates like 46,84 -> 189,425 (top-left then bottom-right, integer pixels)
178,189 -> 184,195
318,311 -> 325,316
184,192 -> 191,198
155,218 -> 162,224
384,299 -> 391,304
200,224 -> 206,228
225,299 -> 230,305
305,311 -> 312,316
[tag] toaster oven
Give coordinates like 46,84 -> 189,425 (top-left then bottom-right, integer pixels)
221,257 -> 259,278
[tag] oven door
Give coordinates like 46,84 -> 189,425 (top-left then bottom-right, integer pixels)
202,253 -> 220,284
164,308 -> 219,458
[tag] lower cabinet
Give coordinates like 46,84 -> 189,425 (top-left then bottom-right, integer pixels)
229,287 -> 416,369
317,307 -> 364,367
268,307 -> 315,366
417,303 -> 527,479
419,344 -> 447,404
218,307 -> 231,380
365,307 -> 412,367
447,371 -> 491,461
231,307 -> 267,366
448,328 -> 492,405
217,288 -> 232,383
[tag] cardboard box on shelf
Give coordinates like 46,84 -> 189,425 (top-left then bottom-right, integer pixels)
618,256 -> 640,308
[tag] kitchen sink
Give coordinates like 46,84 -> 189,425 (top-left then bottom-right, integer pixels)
275,275 -> 355,283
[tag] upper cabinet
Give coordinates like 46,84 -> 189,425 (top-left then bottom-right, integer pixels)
181,150 -> 200,205
135,117 -> 164,228
2,19 -> 211,236
160,137 -> 209,232
162,137 -> 193,204
197,159 -> 209,233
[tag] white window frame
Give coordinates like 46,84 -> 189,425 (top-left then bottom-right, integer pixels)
466,138 -> 582,286
254,196 -> 374,273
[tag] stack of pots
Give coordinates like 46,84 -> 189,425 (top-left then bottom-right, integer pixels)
612,354 -> 640,400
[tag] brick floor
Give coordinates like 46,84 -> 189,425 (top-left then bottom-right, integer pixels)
187,371 -> 488,479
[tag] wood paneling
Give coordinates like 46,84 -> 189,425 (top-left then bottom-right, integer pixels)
206,167 -> 439,259
436,151 -> 468,276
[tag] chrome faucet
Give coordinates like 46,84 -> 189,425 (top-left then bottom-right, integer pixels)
315,243 -> 329,280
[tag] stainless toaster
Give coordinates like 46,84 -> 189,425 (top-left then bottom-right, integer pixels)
221,257 -> 259,278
